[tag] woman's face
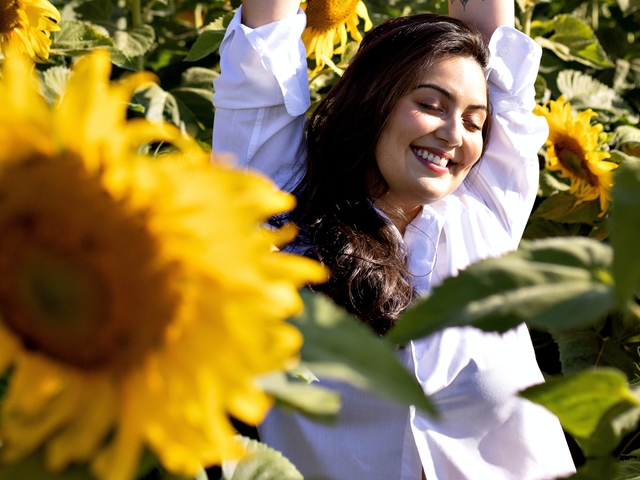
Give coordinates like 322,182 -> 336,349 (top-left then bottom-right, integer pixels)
374,55 -> 488,220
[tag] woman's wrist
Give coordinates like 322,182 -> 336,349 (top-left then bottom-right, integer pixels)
241,0 -> 300,28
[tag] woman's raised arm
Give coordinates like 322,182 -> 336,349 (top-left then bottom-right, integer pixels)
241,0 -> 300,28
448,0 -> 514,40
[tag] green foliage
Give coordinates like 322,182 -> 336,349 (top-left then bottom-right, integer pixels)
291,290 -> 436,416
220,437 -> 302,480
521,369 -> 639,445
387,237 -> 616,344
611,159 -> 640,307
533,15 -> 613,69
257,371 -> 341,423
51,20 -> 134,69
185,11 -> 234,62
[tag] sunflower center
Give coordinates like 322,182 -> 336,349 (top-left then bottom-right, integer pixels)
556,140 -> 599,186
0,0 -> 21,33
0,154 -> 180,372
305,0 -> 361,31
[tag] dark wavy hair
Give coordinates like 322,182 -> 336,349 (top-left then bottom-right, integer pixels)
288,14 -> 492,335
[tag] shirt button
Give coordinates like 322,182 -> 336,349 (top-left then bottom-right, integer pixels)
499,47 -> 508,57
507,33 -> 516,42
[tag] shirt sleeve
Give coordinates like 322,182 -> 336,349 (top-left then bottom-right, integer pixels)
462,26 -> 548,247
211,6 -> 309,192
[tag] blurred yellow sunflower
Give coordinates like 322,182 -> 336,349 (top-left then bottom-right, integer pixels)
0,47 -> 327,480
301,0 -> 372,74
0,0 -> 60,60
534,95 -> 618,215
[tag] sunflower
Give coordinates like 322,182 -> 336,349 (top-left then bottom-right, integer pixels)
0,0 -> 60,61
534,95 -> 618,215
0,47 -> 327,480
301,0 -> 372,74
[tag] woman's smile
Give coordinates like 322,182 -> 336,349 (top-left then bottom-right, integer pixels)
411,146 -> 452,172
373,55 -> 488,223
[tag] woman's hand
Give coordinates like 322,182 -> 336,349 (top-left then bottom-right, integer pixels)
241,0 -> 300,28
448,0 -> 515,40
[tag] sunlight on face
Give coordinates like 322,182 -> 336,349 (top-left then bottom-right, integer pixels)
374,56 -> 488,224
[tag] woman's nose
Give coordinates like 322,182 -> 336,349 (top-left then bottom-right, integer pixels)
435,116 -> 463,147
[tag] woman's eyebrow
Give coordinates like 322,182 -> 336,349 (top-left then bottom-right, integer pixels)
416,83 -> 487,111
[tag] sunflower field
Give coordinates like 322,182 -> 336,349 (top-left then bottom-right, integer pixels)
1,0 -> 640,479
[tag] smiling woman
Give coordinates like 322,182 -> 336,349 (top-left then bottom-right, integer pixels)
211,0 -> 577,478
374,56 -> 489,227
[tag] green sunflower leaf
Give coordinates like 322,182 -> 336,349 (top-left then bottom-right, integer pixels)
221,436 -> 303,480
185,10 -> 235,62
552,328 -> 640,379
531,192 -> 602,224
114,24 -> 156,58
523,217 -> 583,239
535,15 -> 613,69
615,126 -> 640,157
387,237 -> 616,344
611,158 -> 640,307
520,368 -> 640,442
39,66 -> 72,105
557,70 -> 636,124
180,67 -> 218,90
291,290 -> 436,415
50,20 -> 135,70
538,170 -> 570,197
617,459 -> 640,478
561,457 -> 619,480
257,371 -> 340,423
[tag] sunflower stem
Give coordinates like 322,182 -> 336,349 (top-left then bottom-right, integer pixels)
129,0 -> 145,71
522,4 -> 534,38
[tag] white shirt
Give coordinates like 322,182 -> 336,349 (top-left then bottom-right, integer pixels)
212,8 -> 576,480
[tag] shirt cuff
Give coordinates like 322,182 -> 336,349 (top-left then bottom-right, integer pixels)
212,6 -> 310,117
486,26 -> 542,112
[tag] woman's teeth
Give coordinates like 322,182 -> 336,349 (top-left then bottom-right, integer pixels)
413,148 -> 449,168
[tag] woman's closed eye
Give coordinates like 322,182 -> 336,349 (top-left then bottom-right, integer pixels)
419,103 -> 442,113
464,118 -> 482,132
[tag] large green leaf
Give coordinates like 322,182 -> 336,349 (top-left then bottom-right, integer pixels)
51,20 -> 134,70
553,328 -> 640,379
562,458 -> 620,480
170,87 -> 215,128
615,127 -> 640,157
520,369 -> 640,440
523,217 -> 583,239
611,159 -> 640,306
114,24 -> 156,58
531,192 -> 602,224
61,0 -> 116,32
221,437 -> 303,480
388,237 -> 616,344
180,67 -> 219,89
617,459 -> 640,479
557,70 -> 636,124
39,66 -> 72,105
185,11 -> 235,62
257,371 -> 340,423
535,15 -> 613,69
291,291 -> 435,415
538,169 -> 570,197
131,83 -> 182,126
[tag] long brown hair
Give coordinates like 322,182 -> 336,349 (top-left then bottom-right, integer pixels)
289,14 -> 492,335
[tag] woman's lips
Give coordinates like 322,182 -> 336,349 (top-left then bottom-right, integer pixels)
411,147 -> 450,174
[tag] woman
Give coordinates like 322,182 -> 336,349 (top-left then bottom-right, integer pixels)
212,1 -> 577,479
